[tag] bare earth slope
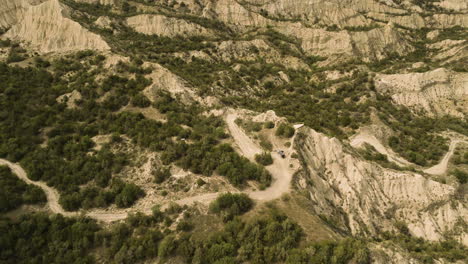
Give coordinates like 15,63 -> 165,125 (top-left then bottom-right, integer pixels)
375,68 -> 468,117
2,0 -> 109,53
295,128 -> 468,245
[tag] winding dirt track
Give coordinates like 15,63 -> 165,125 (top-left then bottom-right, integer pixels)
0,111 -> 296,222
423,140 -> 462,175
2,114 -> 464,222
350,132 -> 465,175
350,132 -> 412,167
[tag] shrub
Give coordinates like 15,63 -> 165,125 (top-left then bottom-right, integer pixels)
264,121 -> 275,129
6,51 -> 25,63
153,167 -> 171,183
115,183 -> 145,208
210,193 -> 254,221
255,152 -> 273,166
131,93 -> 151,107
196,178 -> 206,186
276,123 -> 295,138
0,166 -> 46,212
259,135 -> 273,151
176,220 -> 194,232
453,169 -> 467,184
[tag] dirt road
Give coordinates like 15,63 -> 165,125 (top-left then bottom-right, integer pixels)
0,111 -> 297,222
0,159 -> 77,217
166,112 -> 297,205
350,132 -> 412,167
423,140 -> 462,175
225,112 -> 295,201
3,117 -> 464,222
350,132 -> 466,176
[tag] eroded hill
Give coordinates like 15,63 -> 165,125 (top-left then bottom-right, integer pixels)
0,0 -> 467,263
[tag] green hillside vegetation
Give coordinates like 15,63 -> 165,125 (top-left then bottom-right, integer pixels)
0,53 -> 270,210
0,166 -> 46,213
0,209 -> 372,264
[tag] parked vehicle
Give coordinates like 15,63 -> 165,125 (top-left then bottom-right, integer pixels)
277,150 -> 286,158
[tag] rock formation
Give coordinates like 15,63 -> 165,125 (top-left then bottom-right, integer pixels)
2,0 -> 110,53
295,127 -> 468,245
375,68 -> 468,117
127,14 -> 215,37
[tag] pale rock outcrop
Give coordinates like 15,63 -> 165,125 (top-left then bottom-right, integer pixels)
258,0 -> 371,27
56,90 -> 82,109
95,16 -> 113,30
75,0 -> 115,5
215,39 -> 308,69
252,110 -> 285,123
350,125 -> 412,167
203,0 -> 416,63
349,23 -> 413,61
429,39 -> 468,66
295,127 -> 468,245
0,0 -> 43,29
367,12 -> 426,29
3,0 -> 110,53
279,22 -> 412,62
207,0 -> 270,27
436,0 -> 468,11
426,30 -> 440,40
375,68 -> 468,117
427,14 -> 468,29
143,62 -> 216,105
127,14 -> 214,37
233,0 -> 405,28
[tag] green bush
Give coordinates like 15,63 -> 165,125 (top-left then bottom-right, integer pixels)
255,152 -> 273,166
0,214 -> 100,263
153,167 -> 171,184
131,93 -> 151,107
0,166 -> 46,212
114,182 -> 145,208
210,193 -> 253,221
276,123 -> 295,138
264,121 -> 275,129
452,169 -> 467,184
176,220 -> 194,232
6,51 -> 25,63
259,134 -> 273,151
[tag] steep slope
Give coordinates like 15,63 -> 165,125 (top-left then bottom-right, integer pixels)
127,14 -> 215,37
0,0 -> 39,29
295,127 -> 467,245
375,68 -> 468,117
3,0 -> 110,53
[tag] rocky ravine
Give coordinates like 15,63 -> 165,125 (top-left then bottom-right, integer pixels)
295,127 -> 467,246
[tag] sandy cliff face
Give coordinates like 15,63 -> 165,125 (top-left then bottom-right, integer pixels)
75,0 -> 115,4
0,0 -> 37,29
295,127 -> 467,245
127,14 -> 214,37
277,22 -> 412,62
2,0 -> 109,53
437,0 -> 468,11
375,68 -> 468,117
